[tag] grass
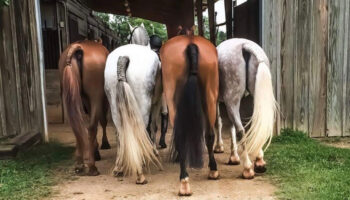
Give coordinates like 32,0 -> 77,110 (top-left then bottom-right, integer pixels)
265,129 -> 350,200
0,142 -> 74,200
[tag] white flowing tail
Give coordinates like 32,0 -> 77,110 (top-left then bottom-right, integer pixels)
241,43 -> 277,157
115,56 -> 162,176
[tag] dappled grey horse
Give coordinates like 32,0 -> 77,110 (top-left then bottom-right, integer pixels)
128,23 -> 169,149
215,38 -> 278,179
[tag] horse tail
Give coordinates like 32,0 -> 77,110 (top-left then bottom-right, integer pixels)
115,56 -> 162,176
61,44 -> 87,143
241,42 -> 278,157
172,43 -> 205,168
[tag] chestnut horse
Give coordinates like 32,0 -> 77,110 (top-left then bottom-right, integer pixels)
160,35 -> 219,196
59,40 -> 110,176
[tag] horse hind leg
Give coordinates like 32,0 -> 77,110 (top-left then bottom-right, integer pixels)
206,121 -> 220,180
254,149 -> 267,173
85,104 -> 100,176
214,103 -> 224,153
100,102 -> 111,150
159,95 -> 168,149
178,152 -> 191,196
227,124 -> 240,165
226,101 -> 254,179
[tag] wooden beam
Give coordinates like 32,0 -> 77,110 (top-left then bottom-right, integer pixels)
225,0 -> 233,38
196,0 -> 203,36
208,0 -> 216,45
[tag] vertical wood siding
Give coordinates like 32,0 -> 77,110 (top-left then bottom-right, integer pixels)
262,0 -> 350,137
0,0 -> 44,138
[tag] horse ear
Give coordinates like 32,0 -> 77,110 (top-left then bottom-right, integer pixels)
128,23 -> 134,31
141,23 -> 145,28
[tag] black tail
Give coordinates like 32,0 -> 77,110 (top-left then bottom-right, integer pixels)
172,43 -> 205,168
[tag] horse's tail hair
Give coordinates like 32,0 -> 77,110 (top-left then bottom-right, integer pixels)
241,43 -> 278,157
171,43 -> 205,168
61,44 -> 87,144
115,56 -> 162,176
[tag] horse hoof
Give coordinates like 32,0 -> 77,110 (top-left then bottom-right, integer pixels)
136,174 -> 148,185
242,168 -> 255,179
74,165 -> 84,175
95,150 -> 101,161
208,170 -> 220,180
87,166 -> 100,176
136,179 -> 148,185
113,170 -> 124,177
214,145 -> 224,153
100,142 -> 111,150
178,178 -> 192,196
227,155 -> 240,165
254,159 -> 267,173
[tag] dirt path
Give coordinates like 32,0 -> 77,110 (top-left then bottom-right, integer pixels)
49,124 -> 275,200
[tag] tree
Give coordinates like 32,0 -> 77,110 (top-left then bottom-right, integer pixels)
94,12 -> 167,45
195,16 -> 227,45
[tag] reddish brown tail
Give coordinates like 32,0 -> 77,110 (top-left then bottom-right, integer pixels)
62,44 -> 87,141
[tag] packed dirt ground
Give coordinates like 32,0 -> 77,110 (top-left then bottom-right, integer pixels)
49,124 -> 275,200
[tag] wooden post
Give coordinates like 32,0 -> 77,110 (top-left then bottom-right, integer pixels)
225,0 -> 233,38
208,0 -> 215,45
196,0 -> 203,36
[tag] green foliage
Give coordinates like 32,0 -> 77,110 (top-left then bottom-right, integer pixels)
0,0 -> 10,7
266,129 -> 350,199
94,12 -> 167,45
195,16 -> 226,45
0,142 -> 74,200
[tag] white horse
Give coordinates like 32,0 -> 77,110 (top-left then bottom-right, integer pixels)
104,44 -> 163,184
128,23 -> 169,149
214,38 -> 277,179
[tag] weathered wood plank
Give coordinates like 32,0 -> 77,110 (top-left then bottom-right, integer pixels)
280,0 -> 296,129
28,0 -> 43,133
9,0 -> 24,134
0,7 -> 9,137
196,0 -> 203,36
13,0 -> 35,134
327,0 -> 345,136
208,0 -> 215,45
343,0 -> 350,136
274,0 -> 282,135
0,3 -> 21,137
294,0 -> 312,133
309,0 -> 328,137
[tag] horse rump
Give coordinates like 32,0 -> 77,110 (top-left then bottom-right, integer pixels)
240,43 -> 278,157
171,44 -> 205,169
114,56 -> 162,176
61,44 -> 87,140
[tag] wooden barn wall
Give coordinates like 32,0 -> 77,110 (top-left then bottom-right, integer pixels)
0,0 -> 44,139
262,0 -> 350,137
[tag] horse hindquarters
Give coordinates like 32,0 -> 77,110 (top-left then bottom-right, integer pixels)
114,56 -> 161,184
61,45 -> 91,174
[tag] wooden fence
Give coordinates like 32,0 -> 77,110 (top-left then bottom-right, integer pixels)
262,0 -> 350,137
0,0 -> 44,139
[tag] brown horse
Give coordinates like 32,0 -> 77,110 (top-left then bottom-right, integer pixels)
59,40 -> 110,176
160,35 -> 219,196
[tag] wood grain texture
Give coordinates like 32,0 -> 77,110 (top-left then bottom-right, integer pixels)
344,0 -> 350,136
294,0 -> 312,133
309,0 -> 328,137
0,0 -> 43,139
327,0 -> 345,136
279,0 -> 296,129
0,4 -> 20,137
